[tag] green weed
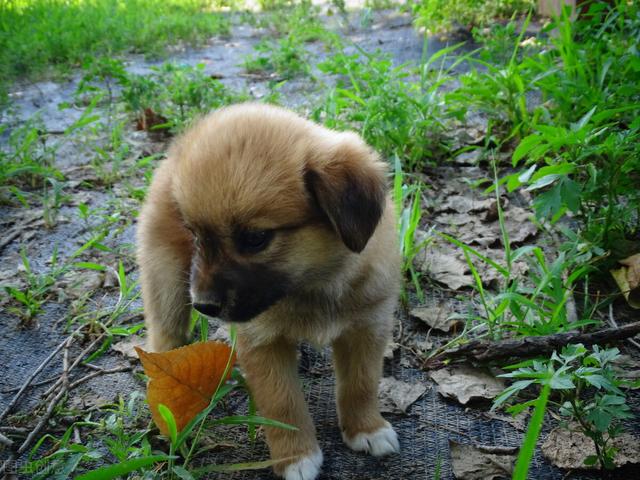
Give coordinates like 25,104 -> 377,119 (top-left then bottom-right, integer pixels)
41,178 -> 70,228
443,166 -> 601,340
413,0 -> 535,34
0,120 -> 62,193
495,344 -> 634,472
122,63 -> 247,133
314,42 -> 463,170
250,0 -> 328,42
5,248 -> 65,324
446,12 -> 535,139
0,0 -> 231,89
244,35 -> 311,79
473,2 -> 640,256
393,156 -> 431,303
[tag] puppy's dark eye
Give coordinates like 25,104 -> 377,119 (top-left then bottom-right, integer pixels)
236,230 -> 273,254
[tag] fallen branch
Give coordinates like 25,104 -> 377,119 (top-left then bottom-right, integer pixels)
0,326 -> 83,423
0,363 -> 132,476
42,332 -> 107,400
608,304 -> 640,350
435,321 -> 640,363
68,365 -> 132,390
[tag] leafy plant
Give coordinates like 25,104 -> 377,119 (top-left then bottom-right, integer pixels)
313,42 -> 463,170
0,0 -> 230,90
244,34 -> 311,79
5,248 -> 66,323
122,63 -> 247,133
443,168 -> 598,340
472,20 -> 542,67
413,0 -> 535,34
486,2 -> 640,255
446,12 -> 535,139
504,106 -> 640,255
393,156 -> 431,302
495,344 -> 634,472
0,120 -> 62,192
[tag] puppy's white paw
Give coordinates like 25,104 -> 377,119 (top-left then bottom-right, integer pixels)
342,422 -> 400,457
283,449 -> 323,480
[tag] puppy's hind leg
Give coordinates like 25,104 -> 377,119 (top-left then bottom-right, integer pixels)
332,310 -> 400,457
138,165 -> 193,352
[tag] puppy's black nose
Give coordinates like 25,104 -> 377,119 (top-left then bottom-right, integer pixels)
193,302 -> 222,318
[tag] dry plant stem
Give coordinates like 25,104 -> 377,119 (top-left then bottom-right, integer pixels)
0,427 -> 28,434
18,382 -> 69,456
0,344 -> 73,476
0,325 -> 83,424
439,321 -> 640,363
0,432 -> 13,447
0,229 -> 23,253
68,365 -> 132,390
62,339 -> 71,389
42,332 -> 107,399
608,304 -> 640,350
0,344 -> 132,475
1,375 -> 59,394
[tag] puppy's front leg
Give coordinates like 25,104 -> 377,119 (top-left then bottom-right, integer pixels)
237,334 -> 322,480
332,321 -> 400,456
138,165 -> 193,352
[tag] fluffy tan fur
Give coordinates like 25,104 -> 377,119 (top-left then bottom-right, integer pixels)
137,103 -> 401,478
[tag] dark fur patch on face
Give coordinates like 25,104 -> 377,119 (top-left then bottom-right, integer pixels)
193,258 -> 291,323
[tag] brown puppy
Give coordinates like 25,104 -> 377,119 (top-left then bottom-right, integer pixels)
137,103 -> 401,480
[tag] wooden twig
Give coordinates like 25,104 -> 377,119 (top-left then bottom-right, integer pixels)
1,375 -> 59,394
42,332 -> 106,399
0,363 -> 131,475
17,380 -> 69,456
0,325 -> 83,424
435,321 -> 640,363
0,432 -> 13,447
68,365 -> 132,390
0,347 -> 73,476
608,304 -> 640,350
0,427 -> 28,434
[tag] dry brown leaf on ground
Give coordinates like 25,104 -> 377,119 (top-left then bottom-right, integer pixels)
611,253 -> 640,309
414,245 -> 474,290
410,305 -> 462,333
430,366 -> 505,405
542,425 -> 640,469
112,335 -> 145,359
437,195 -> 494,215
135,341 -> 236,436
612,354 -> 640,388
450,440 -> 517,479
482,409 -> 529,432
378,377 -> 428,414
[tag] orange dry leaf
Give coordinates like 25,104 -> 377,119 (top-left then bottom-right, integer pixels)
135,341 -> 236,436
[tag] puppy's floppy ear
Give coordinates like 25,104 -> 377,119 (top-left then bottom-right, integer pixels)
305,133 -> 387,253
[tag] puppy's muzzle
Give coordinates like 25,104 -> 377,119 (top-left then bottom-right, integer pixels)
193,302 -> 222,318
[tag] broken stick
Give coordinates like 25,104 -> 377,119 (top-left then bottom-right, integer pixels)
439,321 -> 640,363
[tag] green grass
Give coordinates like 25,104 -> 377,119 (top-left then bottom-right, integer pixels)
413,0 -> 535,34
0,0 -> 231,88
313,41 -> 466,171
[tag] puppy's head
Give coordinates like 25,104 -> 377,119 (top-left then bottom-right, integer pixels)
169,103 -> 387,322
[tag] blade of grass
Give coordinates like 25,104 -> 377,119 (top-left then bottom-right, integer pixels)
513,382 -> 551,480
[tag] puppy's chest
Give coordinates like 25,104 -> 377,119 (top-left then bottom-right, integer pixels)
248,290 -> 356,347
